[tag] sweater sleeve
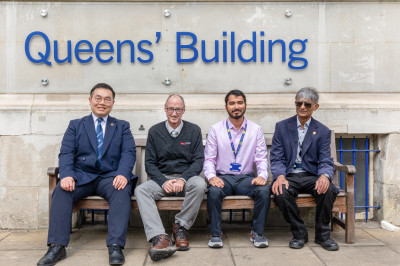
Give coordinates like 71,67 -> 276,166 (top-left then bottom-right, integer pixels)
145,130 -> 168,187
181,126 -> 204,181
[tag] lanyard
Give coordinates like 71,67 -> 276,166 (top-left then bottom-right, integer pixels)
226,119 -> 247,160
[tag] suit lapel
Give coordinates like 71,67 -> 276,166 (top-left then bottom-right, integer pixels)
102,116 -> 117,156
287,115 -> 298,160
301,117 -> 318,156
83,115 -> 97,152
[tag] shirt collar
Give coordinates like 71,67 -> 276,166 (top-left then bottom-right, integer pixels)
165,120 -> 183,135
227,117 -> 247,130
92,113 -> 108,124
296,116 -> 311,129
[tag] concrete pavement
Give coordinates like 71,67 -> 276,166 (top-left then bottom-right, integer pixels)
1,221 -> 399,266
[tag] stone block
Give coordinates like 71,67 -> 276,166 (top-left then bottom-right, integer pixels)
383,134 -> 400,185
261,3 -> 319,41
57,3 -> 162,43
325,3 -> 355,43
355,3 -> 400,43
330,43 -> 376,92
375,44 -> 400,92
38,187 -> 49,228
0,135 -> 60,187
0,187 -> 39,229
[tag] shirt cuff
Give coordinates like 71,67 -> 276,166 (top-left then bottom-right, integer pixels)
257,172 -> 269,181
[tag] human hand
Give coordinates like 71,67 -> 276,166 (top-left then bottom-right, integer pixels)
113,175 -> 129,190
251,176 -> 267,186
60,176 -> 75,192
163,179 -> 177,194
271,175 -> 289,195
173,179 -> 185,193
209,176 -> 224,188
315,175 -> 330,194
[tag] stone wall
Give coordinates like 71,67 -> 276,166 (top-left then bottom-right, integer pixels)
1,1 -> 400,229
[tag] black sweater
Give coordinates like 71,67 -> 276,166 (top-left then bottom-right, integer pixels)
145,120 -> 204,187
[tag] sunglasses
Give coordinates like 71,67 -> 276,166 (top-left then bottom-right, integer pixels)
295,101 -> 314,108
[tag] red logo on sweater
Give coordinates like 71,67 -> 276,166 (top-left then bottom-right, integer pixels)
180,142 -> 191,145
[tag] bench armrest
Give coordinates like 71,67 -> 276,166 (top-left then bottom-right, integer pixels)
334,161 -> 356,174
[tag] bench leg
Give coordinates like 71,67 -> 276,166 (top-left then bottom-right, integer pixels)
331,211 -> 340,231
345,211 -> 355,244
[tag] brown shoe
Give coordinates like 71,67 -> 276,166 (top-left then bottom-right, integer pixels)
149,234 -> 176,262
172,223 -> 189,251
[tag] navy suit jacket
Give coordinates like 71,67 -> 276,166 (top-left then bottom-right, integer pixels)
58,114 -> 136,186
270,115 -> 334,181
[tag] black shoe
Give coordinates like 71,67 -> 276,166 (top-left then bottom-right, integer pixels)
108,244 -> 125,265
37,245 -> 66,266
289,235 -> 308,249
315,238 -> 339,251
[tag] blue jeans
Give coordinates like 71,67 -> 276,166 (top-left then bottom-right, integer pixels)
207,173 -> 270,237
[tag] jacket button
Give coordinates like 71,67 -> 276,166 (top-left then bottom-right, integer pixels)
82,157 -> 86,161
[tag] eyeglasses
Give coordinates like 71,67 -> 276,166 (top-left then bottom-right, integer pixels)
295,101 -> 314,108
165,107 -> 184,114
93,96 -> 113,105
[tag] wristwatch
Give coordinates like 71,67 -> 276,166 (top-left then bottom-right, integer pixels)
323,174 -> 330,179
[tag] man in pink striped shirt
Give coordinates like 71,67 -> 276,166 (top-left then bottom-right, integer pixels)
204,90 -> 271,248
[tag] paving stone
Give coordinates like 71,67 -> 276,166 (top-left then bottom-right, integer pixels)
0,250 -> 46,265
0,231 -> 47,251
0,231 -> 11,241
57,248 -> 146,266
145,247 -> 234,266
69,227 -> 148,250
363,229 -> 400,247
180,228 -> 212,248
231,247 -> 324,266
392,246 -> 400,254
311,246 -> 400,265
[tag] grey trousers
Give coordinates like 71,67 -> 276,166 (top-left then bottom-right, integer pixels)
134,175 -> 207,241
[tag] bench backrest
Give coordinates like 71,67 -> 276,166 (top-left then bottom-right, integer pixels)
133,130 -> 339,188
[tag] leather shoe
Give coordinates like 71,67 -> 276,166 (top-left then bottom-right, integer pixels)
315,238 -> 339,251
172,223 -> 189,251
289,235 -> 308,249
108,244 -> 125,265
149,234 -> 176,262
37,244 -> 66,266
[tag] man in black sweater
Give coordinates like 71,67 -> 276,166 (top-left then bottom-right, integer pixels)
135,95 -> 206,262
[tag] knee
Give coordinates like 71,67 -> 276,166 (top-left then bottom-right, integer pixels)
207,186 -> 223,201
273,187 -> 292,202
186,176 -> 207,193
254,185 -> 270,200
134,183 -> 146,198
52,184 -> 73,200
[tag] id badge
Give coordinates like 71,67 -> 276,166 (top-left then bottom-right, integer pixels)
230,162 -> 242,172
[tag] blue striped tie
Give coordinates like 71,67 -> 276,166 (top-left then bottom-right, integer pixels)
96,118 -> 104,168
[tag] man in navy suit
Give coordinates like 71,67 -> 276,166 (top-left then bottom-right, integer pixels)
37,83 -> 136,266
270,87 -> 339,251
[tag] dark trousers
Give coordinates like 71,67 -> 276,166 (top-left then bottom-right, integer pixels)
47,177 -> 132,247
273,173 -> 338,241
207,174 -> 271,237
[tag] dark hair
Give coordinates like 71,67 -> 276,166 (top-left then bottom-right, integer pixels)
225,89 -> 246,105
90,83 -> 115,99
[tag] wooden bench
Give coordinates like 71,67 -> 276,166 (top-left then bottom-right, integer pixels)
48,131 -> 355,244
